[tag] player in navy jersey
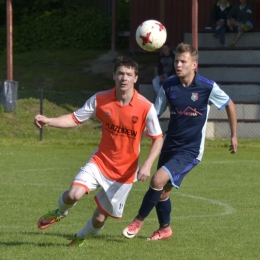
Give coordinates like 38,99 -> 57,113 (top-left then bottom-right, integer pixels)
123,43 -> 238,240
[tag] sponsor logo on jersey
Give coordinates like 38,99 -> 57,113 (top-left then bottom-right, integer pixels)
174,106 -> 202,116
105,121 -> 137,137
191,93 -> 198,101
132,116 -> 138,124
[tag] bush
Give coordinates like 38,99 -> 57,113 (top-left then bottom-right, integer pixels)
12,7 -> 111,52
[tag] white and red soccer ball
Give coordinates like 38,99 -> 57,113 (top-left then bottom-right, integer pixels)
135,19 -> 167,52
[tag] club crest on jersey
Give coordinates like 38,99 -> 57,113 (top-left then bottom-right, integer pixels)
191,93 -> 198,102
105,112 -> 110,117
132,116 -> 138,124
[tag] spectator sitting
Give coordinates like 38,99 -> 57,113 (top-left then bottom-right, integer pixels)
211,0 -> 232,47
227,0 -> 254,47
152,43 -> 175,95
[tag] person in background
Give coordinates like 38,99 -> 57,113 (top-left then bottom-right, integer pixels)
122,43 -> 238,241
152,43 -> 175,96
227,0 -> 254,47
211,0 -> 232,47
34,56 -> 163,247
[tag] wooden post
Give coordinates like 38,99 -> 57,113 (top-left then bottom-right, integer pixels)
192,0 -> 198,50
6,0 -> 13,80
192,0 -> 198,71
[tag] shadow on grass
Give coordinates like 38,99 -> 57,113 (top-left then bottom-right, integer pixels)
0,231 -> 148,247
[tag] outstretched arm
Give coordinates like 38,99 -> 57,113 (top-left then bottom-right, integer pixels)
225,100 -> 238,154
34,113 -> 78,129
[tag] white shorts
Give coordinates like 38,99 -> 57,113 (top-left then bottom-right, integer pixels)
73,162 -> 133,219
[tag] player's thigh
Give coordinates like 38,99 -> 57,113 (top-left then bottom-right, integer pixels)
158,151 -> 199,189
73,162 -> 102,193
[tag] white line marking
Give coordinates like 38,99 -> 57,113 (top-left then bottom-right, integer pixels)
202,160 -> 259,164
130,189 -> 236,220
174,192 -> 236,218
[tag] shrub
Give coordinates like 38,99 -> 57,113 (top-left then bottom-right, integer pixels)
13,7 -> 111,52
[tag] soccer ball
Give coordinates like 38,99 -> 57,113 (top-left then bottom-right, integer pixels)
135,19 -> 167,52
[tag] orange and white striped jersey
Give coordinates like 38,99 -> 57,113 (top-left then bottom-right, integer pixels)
72,88 -> 162,183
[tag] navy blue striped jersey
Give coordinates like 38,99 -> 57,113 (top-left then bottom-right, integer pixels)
155,73 -> 230,160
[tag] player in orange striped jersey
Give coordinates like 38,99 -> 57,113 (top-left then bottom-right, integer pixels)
34,56 -> 163,247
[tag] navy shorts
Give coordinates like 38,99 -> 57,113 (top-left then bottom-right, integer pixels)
157,151 -> 199,189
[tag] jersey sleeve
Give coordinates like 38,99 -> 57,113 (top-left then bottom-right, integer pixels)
154,87 -> 168,116
209,82 -> 230,110
73,94 -> 97,122
145,104 -> 163,138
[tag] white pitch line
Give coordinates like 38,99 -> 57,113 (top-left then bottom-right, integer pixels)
202,160 -> 259,164
130,189 -> 236,220
173,192 -> 236,218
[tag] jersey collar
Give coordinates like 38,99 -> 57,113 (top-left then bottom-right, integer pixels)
112,87 -> 137,107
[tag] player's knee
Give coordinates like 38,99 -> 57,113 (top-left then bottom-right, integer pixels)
67,188 -> 84,202
92,217 -> 105,229
160,189 -> 171,200
92,212 -> 107,228
151,173 -> 168,189
150,178 -> 164,189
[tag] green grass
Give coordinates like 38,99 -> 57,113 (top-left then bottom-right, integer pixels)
0,141 -> 260,260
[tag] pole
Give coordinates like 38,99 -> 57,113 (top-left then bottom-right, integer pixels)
192,0 -> 198,51
6,0 -> 13,80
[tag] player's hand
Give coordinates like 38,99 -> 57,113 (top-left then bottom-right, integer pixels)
229,137 -> 238,154
34,115 -> 49,128
137,165 -> 151,182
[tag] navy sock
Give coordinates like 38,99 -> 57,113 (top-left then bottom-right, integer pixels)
138,186 -> 163,219
155,198 -> 171,227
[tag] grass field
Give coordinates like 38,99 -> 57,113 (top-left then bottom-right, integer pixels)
1,140 -> 260,260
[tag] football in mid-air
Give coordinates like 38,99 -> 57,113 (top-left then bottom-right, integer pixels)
135,19 -> 167,52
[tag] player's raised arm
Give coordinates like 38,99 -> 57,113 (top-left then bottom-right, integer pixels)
34,114 -> 78,129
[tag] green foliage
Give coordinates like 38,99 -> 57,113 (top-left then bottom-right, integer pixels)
116,0 -> 131,49
13,8 -> 111,52
0,0 -> 131,52
0,25 -> 5,48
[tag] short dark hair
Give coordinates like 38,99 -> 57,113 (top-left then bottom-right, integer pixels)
113,56 -> 139,76
175,43 -> 199,61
